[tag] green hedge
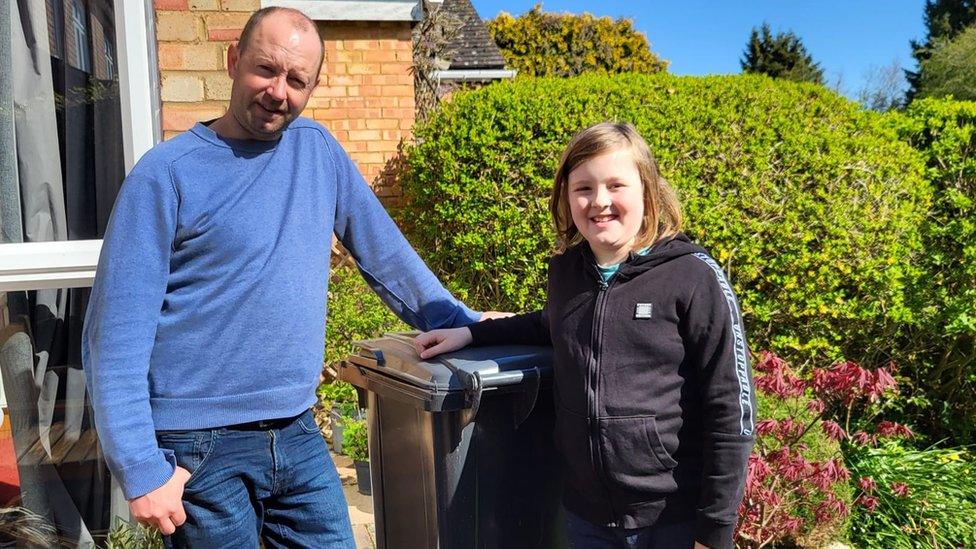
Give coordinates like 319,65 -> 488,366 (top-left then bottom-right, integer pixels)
897,98 -> 976,442
398,73 -> 930,365
324,266 -> 408,368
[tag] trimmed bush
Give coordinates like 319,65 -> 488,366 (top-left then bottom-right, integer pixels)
399,73 -> 930,364
896,98 -> 976,442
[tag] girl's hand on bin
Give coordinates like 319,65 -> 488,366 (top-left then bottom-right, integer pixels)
415,328 -> 473,359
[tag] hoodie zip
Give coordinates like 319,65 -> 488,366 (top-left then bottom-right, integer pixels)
588,269 -> 619,525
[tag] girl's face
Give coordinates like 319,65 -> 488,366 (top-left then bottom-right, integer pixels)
567,148 -> 645,265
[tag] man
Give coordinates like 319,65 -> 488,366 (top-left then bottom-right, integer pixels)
83,7 -> 490,546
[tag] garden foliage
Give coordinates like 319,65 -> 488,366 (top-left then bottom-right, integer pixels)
486,6 -> 667,77
398,73 -> 930,366
324,266 -> 409,368
913,25 -> 976,101
738,352 -> 910,548
896,98 -> 976,442
343,418 -> 370,462
847,443 -> 976,548
907,0 -> 976,99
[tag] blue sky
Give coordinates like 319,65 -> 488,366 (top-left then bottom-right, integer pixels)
470,1 -> 928,99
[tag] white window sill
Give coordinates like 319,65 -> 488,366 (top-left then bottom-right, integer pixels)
0,240 -> 101,291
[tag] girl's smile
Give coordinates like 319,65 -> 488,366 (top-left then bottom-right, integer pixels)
567,148 -> 645,266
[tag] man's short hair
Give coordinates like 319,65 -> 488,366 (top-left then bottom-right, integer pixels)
237,7 -> 326,74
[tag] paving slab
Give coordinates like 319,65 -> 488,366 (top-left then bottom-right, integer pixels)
332,450 -> 375,548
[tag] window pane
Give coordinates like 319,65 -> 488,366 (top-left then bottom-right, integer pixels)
0,288 -> 122,544
4,0 -> 126,248
1,0 -> 140,542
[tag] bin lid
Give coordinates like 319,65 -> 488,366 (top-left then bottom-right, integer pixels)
347,332 -> 552,393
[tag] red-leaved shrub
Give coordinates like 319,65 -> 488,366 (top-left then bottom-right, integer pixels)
736,352 -> 912,548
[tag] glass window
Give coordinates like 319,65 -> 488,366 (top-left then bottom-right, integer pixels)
102,35 -> 115,80
70,0 -> 91,73
1,0 -> 154,542
0,287 -> 119,545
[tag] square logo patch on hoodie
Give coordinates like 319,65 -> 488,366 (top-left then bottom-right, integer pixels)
634,303 -> 653,319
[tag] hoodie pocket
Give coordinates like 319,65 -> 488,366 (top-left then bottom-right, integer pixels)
598,416 -> 678,493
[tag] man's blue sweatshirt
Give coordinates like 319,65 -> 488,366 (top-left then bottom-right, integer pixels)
82,118 -> 479,500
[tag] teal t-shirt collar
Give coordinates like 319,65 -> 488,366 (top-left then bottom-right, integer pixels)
597,247 -> 651,283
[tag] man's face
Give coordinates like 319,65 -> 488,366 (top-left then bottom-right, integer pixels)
225,15 -> 322,140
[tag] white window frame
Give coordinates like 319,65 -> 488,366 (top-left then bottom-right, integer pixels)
0,0 -> 160,292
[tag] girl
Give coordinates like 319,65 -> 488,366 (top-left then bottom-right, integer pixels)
415,122 -> 755,549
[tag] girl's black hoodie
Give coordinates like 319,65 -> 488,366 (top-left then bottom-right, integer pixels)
469,234 -> 755,549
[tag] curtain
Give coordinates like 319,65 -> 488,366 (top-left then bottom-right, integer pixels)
0,0 -> 128,542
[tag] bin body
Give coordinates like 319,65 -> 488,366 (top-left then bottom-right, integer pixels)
339,335 -> 563,549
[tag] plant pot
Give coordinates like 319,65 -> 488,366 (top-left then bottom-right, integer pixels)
354,459 -> 371,495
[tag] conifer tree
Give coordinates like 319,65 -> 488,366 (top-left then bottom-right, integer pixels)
907,0 -> 976,99
915,25 -> 976,100
740,23 -> 824,85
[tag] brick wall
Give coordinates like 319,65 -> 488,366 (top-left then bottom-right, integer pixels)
154,0 -> 415,200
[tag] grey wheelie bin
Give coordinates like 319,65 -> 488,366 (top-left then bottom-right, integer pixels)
338,333 -> 563,549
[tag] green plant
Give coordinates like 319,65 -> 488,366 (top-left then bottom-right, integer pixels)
738,352 -> 912,547
896,98 -> 976,442
325,266 -> 409,368
318,380 -> 357,406
846,442 -> 976,548
399,73 -> 930,367
332,400 -> 361,420
103,517 -> 163,549
343,418 -> 369,462
487,6 -> 667,77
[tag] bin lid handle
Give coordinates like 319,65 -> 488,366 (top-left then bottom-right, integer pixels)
513,365 -> 541,428
455,368 -> 483,428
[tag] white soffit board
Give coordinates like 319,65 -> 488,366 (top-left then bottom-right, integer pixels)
0,240 -> 101,291
260,1 -> 423,21
433,69 -> 517,81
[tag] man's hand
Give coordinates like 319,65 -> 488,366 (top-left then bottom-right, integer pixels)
479,311 -> 515,320
129,466 -> 191,535
694,542 -> 709,549
414,328 -> 473,359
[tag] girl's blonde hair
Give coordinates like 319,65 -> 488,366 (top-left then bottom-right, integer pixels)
549,122 -> 682,253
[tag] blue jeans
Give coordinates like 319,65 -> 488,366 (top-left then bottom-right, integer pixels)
156,409 -> 355,548
564,507 -> 695,549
